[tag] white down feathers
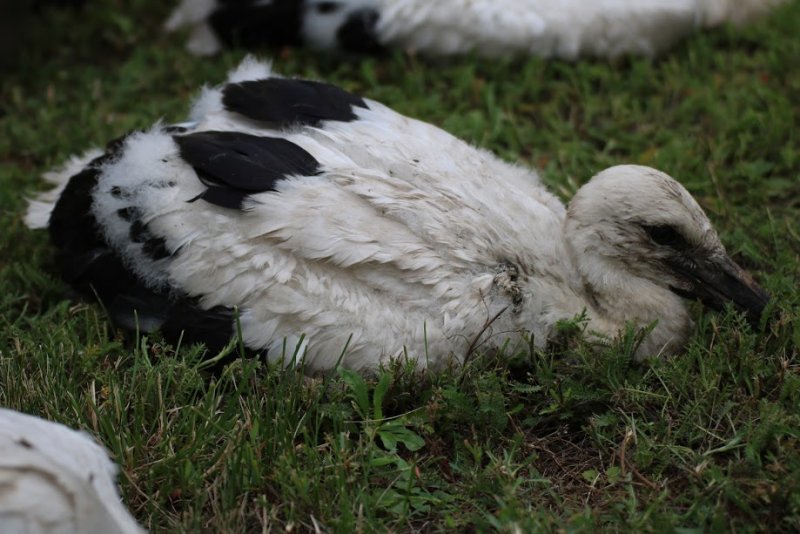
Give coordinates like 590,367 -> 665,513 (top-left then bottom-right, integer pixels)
28,58 -> 763,372
28,59 -> 576,371
120,61 -> 568,371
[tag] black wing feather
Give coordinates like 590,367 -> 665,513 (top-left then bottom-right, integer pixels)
109,292 -> 235,353
47,135 -> 241,362
222,78 -> 368,127
49,154 -> 122,293
175,131 -> 321,209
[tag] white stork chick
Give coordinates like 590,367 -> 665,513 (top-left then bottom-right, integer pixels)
25,58 -> 769,372
165,0 -> 787,58
0,409 -> 143,533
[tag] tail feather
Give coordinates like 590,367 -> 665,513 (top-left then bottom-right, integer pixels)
25,149 -> 103,229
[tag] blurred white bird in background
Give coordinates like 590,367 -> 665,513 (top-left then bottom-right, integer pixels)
165,0 -> 787,58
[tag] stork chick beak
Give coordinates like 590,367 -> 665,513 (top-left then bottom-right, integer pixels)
670,254 -> 770,327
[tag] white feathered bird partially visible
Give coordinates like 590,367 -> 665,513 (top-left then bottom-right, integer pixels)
25,58 -> 769,373
165,0 -> 787,58
0,409 -> 143,533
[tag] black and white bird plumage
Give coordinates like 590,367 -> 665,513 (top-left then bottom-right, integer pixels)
26,58 -> 769,372
164,0 -> 786,58
0,409 -> 142,533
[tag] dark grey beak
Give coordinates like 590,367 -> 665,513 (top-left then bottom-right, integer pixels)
669,254 -> 770,327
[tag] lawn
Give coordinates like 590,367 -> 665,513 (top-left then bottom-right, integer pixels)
1,0 -> 798,531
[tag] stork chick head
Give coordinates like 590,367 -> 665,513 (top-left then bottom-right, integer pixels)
564,165 -> 769,345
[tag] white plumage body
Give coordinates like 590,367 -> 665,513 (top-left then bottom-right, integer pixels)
165,0 -> 786,58
30,60 -> 573,371
26,59 -> 768,373
0,409 -> 142,534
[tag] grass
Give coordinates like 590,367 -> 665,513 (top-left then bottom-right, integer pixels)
1,0 -> 799,531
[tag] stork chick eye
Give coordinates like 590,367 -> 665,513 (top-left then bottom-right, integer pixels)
643,224 -> 689,250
